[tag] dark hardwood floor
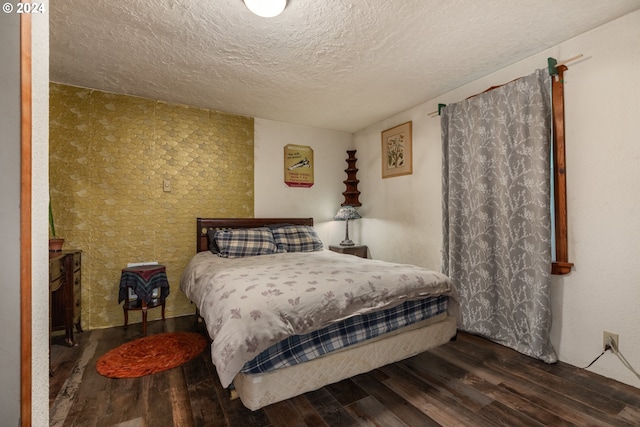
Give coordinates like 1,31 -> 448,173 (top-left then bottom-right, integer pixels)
50,315 -> 640,426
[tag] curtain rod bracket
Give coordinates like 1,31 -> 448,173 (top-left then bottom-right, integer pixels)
548,57 -> 558,76
428,103 -> 448,117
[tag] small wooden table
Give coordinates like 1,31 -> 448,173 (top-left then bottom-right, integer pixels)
119,265 -> 170,335
329,244 -> 368,259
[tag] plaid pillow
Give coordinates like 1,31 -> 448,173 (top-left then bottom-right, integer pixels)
214,227 -> 277,258
207,229 -> 220,254
272,225 -> 323,253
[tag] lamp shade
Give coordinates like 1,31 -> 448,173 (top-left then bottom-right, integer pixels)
334,205 -> 361,221
243,0 -> 287,17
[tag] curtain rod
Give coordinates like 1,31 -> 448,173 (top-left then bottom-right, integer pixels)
548,54 -> 583,76
428,53 -> 584,117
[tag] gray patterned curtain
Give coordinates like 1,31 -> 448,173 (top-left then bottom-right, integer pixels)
441,68 -> 557,363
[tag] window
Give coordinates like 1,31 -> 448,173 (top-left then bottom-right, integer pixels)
439,61 -> 574,275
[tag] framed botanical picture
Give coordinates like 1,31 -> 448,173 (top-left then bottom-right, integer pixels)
381,121 -> 412,178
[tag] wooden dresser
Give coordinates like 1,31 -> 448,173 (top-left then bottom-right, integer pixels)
49,250 -> 82,346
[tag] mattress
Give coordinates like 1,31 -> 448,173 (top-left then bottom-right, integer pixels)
233,314 -> 457,410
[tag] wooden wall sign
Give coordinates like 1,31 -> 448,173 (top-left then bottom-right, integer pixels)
284,144 -> 314,187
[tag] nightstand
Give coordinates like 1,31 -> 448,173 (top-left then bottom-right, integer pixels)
329,244 -> 368,258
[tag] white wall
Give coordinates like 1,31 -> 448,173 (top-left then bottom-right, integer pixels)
254,118 -> 354,247
353,106 -> 444,269
354,11 -> 640,387
32,9 -> 51,427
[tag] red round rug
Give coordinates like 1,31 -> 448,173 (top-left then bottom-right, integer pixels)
96,332 -> 207,378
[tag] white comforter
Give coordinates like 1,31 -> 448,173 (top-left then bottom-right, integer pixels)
180,249 -> 458,387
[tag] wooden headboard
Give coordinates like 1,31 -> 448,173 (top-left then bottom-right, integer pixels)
196,217 -> 314,253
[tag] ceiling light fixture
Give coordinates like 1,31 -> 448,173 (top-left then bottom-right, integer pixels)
243,0 -> 287,18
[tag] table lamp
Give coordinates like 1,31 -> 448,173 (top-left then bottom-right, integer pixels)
334,205 -> 361,246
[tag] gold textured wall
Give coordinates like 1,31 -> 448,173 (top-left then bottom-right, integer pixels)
49,83 -> 254,329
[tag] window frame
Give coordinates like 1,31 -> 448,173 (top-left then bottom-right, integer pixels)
550,65 -> 573,275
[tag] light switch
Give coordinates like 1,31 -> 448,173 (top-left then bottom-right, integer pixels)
163,179 -> 172,192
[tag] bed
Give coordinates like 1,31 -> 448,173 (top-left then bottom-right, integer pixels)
181,217 -> 459,410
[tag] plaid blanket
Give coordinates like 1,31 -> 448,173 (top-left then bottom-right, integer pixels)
241,295 -> 448,373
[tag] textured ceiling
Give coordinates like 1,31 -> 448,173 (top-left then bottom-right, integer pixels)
50,0 -> 640,133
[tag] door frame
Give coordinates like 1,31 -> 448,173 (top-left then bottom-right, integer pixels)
20,13 -> 33,426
